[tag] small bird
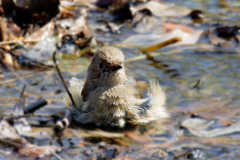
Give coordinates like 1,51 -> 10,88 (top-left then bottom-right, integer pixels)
65,46 -> 169,127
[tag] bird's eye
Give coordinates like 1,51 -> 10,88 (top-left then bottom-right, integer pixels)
99,62 -> 103,68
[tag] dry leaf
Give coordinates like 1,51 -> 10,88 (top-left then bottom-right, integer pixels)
18,144 -> 62,158
181,118 -> 240,138
0,120 -> 25,142
162,23 -> 195,34
132,1 -> 191,17
12,87 -> 51,140
59,6 -> 75,18
61,7 -> 92,47
120,27 -> 203,48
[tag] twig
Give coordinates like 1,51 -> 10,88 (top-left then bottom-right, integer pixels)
52,50 -> 76,107
0,138 -> 23,148
22,61 -> 53,69
20,85 -> 26,100
50,149 -> 64,160
9,68 -> 29,85
0,47 -> 19,59
0,72 -> 44,84
125,49 -> 181,62
192,79 -> 201,88
2,113 -> 53,121
24,99 -> 48,114
141,37 -> 182,53
0,39 -> 40,46
0,56 -> 9,69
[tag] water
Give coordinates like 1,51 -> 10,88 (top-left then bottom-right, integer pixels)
1,0 -> 240,159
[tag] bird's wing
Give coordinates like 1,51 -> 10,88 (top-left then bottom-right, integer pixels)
126,76 -> 143,99
81,63 -> 100,102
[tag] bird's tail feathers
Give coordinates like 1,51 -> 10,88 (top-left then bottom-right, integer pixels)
64,77 -> 84,111
146,80 -> 169,118
130,80 -> 170,123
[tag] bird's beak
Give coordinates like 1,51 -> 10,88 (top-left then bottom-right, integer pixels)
112,65 -> 122,72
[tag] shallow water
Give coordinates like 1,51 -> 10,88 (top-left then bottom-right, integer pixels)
1,0 -> 240,159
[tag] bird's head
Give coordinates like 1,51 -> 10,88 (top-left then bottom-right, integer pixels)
89,46 -> 127,86
95,46 -> 124,73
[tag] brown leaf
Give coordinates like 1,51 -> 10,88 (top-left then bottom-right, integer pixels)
62,8 -> 92,47
120,27 -> 203,48
59,6 -> 75,19
181,118 -> 240,138
162,23 -> 195,34
18,144 -> 62,158
132,1 -> 191,18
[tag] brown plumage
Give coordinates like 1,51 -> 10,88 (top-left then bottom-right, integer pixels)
65,46 -> 169,127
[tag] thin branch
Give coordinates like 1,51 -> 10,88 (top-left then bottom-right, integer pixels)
52,50 -> 76,107
2,113 -> 53,121
24,99 -> 48,114
20,85 -> 26,99
192,79 -> 201,89
0,47 -> 19,59
125,49 -> 181,62
50,149 -> 64,160
0,138 -> 23,148
0,39 -> 40,46
0,71 -> 44,84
